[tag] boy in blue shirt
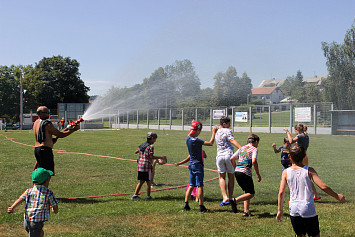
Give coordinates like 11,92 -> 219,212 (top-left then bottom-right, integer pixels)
183,121 -> 217,212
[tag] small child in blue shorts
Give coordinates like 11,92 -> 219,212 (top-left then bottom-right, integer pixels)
277,144 -> 345,237
183,121 -> 217,212
272,137 -> 291,171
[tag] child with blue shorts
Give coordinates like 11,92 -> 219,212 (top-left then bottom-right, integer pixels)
183,121 -> 217,212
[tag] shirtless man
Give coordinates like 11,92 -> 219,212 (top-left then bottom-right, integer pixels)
33,106 -> 80,174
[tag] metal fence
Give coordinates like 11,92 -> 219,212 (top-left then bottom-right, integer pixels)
77,102 -> 333,134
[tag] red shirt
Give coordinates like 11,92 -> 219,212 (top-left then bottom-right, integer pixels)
137,145 -> 154,172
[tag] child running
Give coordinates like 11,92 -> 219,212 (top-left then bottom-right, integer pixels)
215,116 -> 241,206
183,121 -> 217,212
8,168 -> 58,237
230,134 -> 261,216
272,137 -> 291,171
283,123 -> 321,200
132,132 -> 167,200
277,144 -> 345,237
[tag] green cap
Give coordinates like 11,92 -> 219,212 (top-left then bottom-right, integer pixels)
32,168 -> 53,184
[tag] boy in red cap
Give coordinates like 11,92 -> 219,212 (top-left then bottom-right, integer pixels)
183,121 -> 217,212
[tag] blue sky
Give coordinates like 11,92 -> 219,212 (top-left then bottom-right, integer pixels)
1,0 -> 354,96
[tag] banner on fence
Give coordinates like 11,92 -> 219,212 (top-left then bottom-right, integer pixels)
213,110 -> 225,119
235,112 -> 248,122
295,107 -> 312,122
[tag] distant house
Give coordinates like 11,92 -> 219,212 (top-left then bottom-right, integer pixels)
251,87 -> 285,104
258,76 -> 327,88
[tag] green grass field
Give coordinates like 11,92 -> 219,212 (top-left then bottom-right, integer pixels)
0,129 -> 354,236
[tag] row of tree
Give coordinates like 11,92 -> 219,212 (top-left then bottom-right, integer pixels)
1,22 -> 354,122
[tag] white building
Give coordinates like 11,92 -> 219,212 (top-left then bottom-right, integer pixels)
251,87 -> 285,104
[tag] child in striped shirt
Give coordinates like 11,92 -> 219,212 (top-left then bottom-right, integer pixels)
230,134 -> 262,216
8,168 -> 58,237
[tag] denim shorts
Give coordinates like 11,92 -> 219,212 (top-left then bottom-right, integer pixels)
189,163 -> 204,187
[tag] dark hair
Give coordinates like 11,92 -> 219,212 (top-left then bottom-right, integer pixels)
247,134 -> 260,144
289,144 -> 305,164
294,123 -> 305,133
220,116 -> 230,125
283,137 -> 290,145
147,131 -> 158,141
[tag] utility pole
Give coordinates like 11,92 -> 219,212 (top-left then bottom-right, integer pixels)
20,73 -> 23,130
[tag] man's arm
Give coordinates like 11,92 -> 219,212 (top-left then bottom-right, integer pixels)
276,170 -> 287,222
52,205 -> 59,214
47,123 -> 79,138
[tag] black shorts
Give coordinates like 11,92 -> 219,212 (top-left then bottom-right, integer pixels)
137,171 -> 151,181
34,146 -> 55,174
290,215 -> 320,236
235,172 -> 255,194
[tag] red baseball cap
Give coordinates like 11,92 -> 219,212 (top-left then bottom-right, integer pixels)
188,121 -> 203,135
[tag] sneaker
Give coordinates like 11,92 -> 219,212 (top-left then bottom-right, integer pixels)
231,198 -> 237,213
199,205 -> 210,213
132,195 -> 141,200
146,196 -> 152,200
183,203 -> 191,211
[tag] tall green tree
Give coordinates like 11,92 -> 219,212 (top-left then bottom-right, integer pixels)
322,22 -> 355,109
211,66 -> 251,106
0,65 -> 21,121
29,55 -> 90,110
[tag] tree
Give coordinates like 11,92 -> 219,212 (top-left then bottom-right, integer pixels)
165,59 -> 201,104
280,70 -> 307,102
322,22 -> 355,109
0,65 -> 21,121
28,55 -> 90,110
211,66 -> 252,106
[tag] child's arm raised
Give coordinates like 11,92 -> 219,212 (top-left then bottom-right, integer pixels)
283,128 -> 297,144
276,170 -> 287,222
7,197 -> 24,213
204,126 -> 218,146
309,167 -> 346,203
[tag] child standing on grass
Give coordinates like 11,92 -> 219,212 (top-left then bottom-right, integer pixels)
7,168 -> 58,237
277,144 -> 345,237
132,132 -> 167,200
183,121 -> 217,212
272,137 -> 291,171
215,116 -> 241,207
283,123 -> 321,200
175,150 -> 207,203
230,134 -> 261,216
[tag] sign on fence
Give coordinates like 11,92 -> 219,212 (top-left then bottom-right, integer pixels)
295,107 -> 312,122
235,112 -> 248,122
213,110 -> 225,119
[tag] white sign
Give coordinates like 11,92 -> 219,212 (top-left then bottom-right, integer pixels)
213,110 -> 225,119
295,107 -> 312,122
235,112 -> 248,122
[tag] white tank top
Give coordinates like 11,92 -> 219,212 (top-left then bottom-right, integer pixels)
287,166 -> 317,217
